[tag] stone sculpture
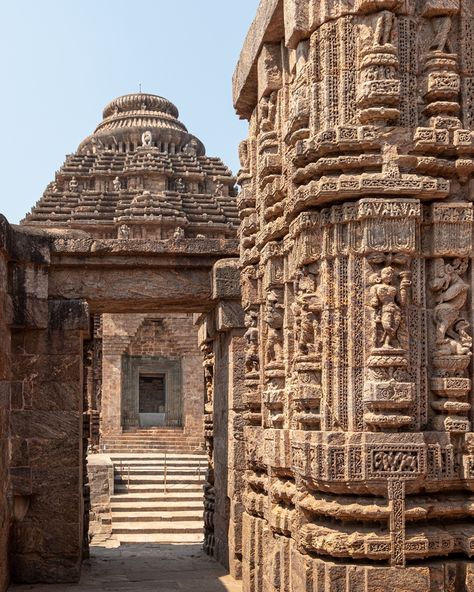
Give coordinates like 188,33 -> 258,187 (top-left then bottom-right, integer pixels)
112,176 -> 121,192
118,224 -> 130,239
141,130 -> 152,146
69,176 -> 79,192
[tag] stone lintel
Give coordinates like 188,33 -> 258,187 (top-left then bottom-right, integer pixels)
48,266 -> 215,314
50,237 -> 239,258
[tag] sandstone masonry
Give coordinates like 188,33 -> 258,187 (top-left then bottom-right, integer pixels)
229,0 -> 474,590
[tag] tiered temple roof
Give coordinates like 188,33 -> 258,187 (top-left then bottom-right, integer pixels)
22,93 -> 239,239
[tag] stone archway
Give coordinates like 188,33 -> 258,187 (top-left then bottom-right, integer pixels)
0,218 -> 241,585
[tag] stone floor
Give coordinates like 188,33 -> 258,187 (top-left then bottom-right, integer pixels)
9,544 -> 242,592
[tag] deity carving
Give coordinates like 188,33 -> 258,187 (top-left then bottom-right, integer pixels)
113,176 -> 121,192
142,130 -> 153,146
238,140 -> 249,172
173,226 -> 185,239
201,343 -> 215,410
368,266 -> 411,350
69,176 -> 79,192
244,309 -> 259,376
214,181 -> 224,196
265,290 -> 284,365
374,10 -> 397,46
288,40 -> 310,138
175,178 -> 186,193
292,265 -> 322,358
431,258 -> 471,356
118,224 -> 130,239
184,138 -> 198,157
429,16 -> 454,53
260,91 -> 277,133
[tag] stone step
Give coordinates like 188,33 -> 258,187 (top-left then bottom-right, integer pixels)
111,500 -> 203,511
109,453 -> 206,459
114,484 -> 203,494
111,459 -> 205,467
105,443 -> 203,448
111,492 -> 203,502
112,510 -> 202,522
112,521 -> 204,534
114,467 -> 204,476
122,429 -> 187,433
114,474 -> 204,484
104,446 -> 203,452
114,533 -> 204,544
107,432 -> 200,437
108,435 -> 201,439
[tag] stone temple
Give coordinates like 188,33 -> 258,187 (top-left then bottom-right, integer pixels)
3,0 -> 474,591
23,92 -> 238,239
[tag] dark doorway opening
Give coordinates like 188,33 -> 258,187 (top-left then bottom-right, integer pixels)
139,373 -> 166,426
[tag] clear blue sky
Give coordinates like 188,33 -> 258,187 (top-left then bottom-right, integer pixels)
0,0 -> 259,224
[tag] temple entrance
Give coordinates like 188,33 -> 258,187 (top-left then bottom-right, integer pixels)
139,373 -> 166,426
2,88 -> 241,589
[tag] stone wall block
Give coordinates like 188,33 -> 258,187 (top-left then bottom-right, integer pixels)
213,259 -> 242,300
48,300 -> 89,332
257,43 -> 283,100
284,0 -> 310,48
217,302 -> 245,332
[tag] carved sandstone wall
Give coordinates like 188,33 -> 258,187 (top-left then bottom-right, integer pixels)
234,0 -> 474,590
196,260 -> 246,578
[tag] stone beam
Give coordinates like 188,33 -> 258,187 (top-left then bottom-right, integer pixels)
48,238 -> 240,313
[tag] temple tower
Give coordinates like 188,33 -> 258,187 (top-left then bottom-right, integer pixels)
23,92 -> 238,239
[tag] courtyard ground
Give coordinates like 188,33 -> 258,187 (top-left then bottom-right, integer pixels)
9,543 -> 242,592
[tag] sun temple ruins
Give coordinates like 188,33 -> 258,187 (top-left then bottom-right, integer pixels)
229,0 -> 474,589
23,92 -> 238,239
3,0 -> 474,590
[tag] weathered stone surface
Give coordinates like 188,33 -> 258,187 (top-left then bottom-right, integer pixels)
87,455 -> 113,542
231,0 -> 474,590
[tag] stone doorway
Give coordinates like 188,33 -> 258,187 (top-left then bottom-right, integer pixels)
138,373 -> 166,427
122,354 -> 183,429
86,311 -> 207,549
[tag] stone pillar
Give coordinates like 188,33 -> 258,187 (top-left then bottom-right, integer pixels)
234,1 -> 474,590
10,299 -> 89,583
197,259 -> 245,579
85,314 -> 103,452
0,216 -> 12,592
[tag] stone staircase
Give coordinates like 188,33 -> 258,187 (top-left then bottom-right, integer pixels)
109,451 -> 206,544
101,427 -> 204,454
